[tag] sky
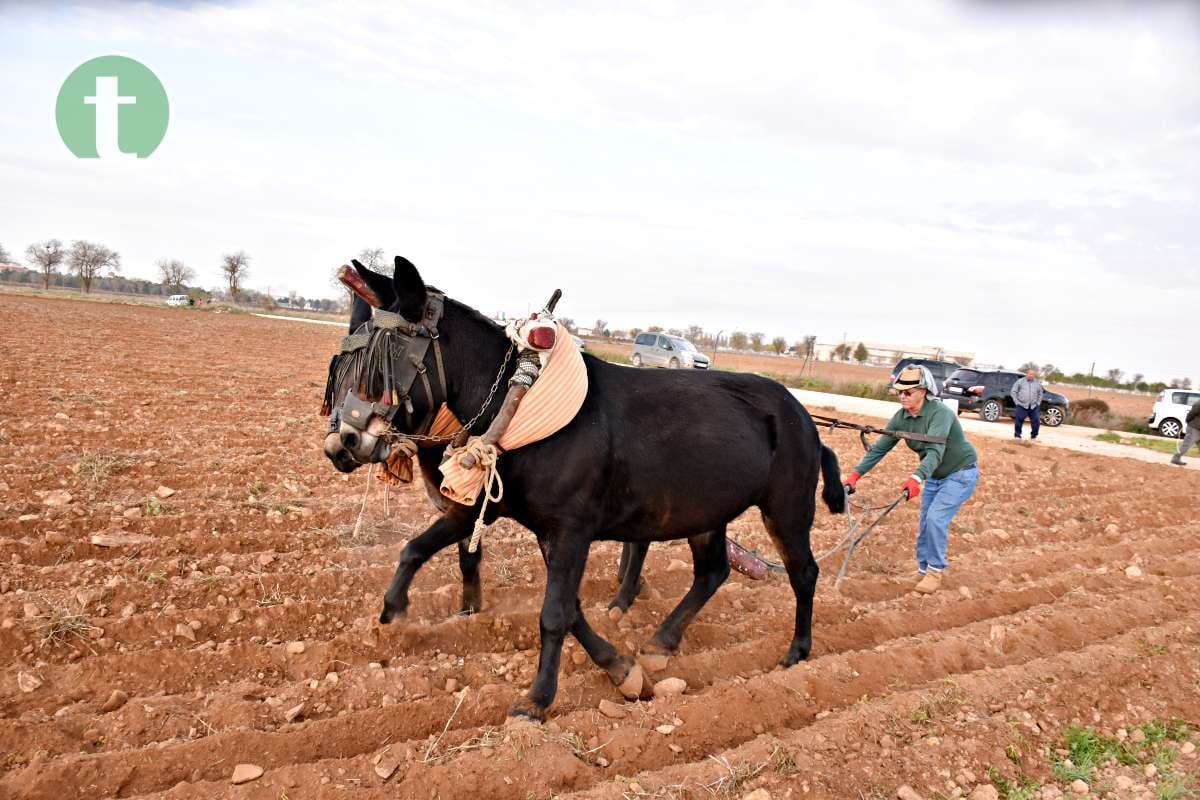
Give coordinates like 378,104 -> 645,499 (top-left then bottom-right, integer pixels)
3,0 -> 1198,383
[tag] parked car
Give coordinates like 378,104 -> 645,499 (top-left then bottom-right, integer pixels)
1148,389 -> 1200,439
630,333 -> 710,369
166,294 -> 190,307
890,358 -> 962,387
943,368 -> 1070,427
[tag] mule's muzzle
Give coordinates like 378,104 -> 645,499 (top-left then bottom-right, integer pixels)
323,430 -> 362,473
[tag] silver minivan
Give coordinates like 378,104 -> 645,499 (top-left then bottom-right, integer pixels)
630,333 -> 710,369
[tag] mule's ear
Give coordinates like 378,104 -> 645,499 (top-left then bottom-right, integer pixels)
391,255 -> 428,323
348,293 -> 372,333
351,259 -> 397,309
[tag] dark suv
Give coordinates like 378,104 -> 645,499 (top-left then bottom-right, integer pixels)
890,358 -> 962,386
943,368 -> 1069,427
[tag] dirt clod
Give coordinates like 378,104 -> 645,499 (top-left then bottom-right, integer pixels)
652,677 -> 687,698
101,689 -> 129,712
230,764 -> 264,784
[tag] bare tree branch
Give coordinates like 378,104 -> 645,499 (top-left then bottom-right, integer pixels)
67,240 -> 121,293
221,251 -> 250,299
157,258 -> 196,292
25,239 -> 66,289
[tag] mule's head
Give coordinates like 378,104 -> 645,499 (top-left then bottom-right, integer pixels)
321,287 -> 374,473
335,256 -> 442,465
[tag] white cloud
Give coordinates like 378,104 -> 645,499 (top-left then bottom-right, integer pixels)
2,0 -> 1199,381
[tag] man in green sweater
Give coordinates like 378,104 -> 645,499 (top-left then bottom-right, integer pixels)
843,365 -> 980,594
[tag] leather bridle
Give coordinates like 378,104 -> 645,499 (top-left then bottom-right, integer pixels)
337,294 -> 450,441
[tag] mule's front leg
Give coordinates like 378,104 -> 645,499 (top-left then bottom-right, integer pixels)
510,536 -> 590,721
456,538 -> 483,614
380,507 -> 474,624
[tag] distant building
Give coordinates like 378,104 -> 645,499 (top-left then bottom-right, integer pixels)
814,340 -> 974,367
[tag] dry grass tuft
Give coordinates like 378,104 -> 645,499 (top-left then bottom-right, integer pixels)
75,451 -> 141,487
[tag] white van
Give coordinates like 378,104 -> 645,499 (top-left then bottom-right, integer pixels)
166,294 -> 190,307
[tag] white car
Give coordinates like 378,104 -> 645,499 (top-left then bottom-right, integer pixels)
1148,389 -> 1200,439
166,294 -> 190,307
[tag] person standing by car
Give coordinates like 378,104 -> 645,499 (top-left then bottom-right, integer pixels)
842,366 -> 979,594
1010,369 -> 1044,440
1171,396 -> 1200,466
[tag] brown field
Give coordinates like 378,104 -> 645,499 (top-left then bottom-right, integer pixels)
2,294 -> 1198,800
583,339 -> 1157,418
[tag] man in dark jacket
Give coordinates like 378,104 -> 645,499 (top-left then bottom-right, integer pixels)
1010,370 -> 1044,440
1171,397 -> 1200,466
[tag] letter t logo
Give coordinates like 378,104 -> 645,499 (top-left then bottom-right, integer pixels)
84,76 -> 136,159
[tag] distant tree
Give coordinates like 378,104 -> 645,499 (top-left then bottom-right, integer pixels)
1169,378 -> 1182,389
67,240 -> 120,293
25,239 -> 66,288
1105,368 -> 1124,384
0,242 -> 11,263
156,258 -> 195,292
629,327 -> 642,339
558,317 -> 577,333
1040,363 -> 1057,377
853,342 -> 869,364
357,247 -> 388,273
959,356 -> 973,367
1019,361 -> 1039,373
1183,378 -> 1193,390
593,319 -> 608,337
771,336 -> 787,355
667,327 -> 684,337
832,343 -> 851,361
686,325 -> 705,343
221,251 -> 250,300
648,325 -> 664,333
729,331 -> 749,350
749,332 -> 765,352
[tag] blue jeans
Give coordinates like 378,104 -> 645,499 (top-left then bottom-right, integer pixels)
1014,405 -> 1040,438
916,465 -> 979,573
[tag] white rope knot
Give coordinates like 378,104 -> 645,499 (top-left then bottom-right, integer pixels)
459,437 -> 503,553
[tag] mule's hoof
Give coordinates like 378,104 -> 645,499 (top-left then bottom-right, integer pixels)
617,663 -> 646,700
640,639 -> 675,657
779,650 -> 809,668
637,652 -> 670,673
378,604 -> 406,625
507,698 -> 547,723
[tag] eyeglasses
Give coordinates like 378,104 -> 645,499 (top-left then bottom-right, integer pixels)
898,389 -> 922,398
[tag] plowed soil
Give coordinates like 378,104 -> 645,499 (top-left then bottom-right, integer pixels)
2,293 -> 1197,800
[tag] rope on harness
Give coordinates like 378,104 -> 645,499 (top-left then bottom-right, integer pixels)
462,438 -> 504,553
352,462 -> 375,541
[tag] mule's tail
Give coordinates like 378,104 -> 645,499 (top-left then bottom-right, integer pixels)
819,443 -> 846,514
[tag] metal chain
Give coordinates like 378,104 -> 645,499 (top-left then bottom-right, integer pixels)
383,344 -> 515,444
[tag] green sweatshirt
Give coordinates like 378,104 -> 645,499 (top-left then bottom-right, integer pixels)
853,399 -> 977,482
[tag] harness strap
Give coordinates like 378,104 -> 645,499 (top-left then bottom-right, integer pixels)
432,338 -> 448,409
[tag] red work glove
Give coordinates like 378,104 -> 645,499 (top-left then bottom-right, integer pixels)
844,471 -> 861,494
901,477 -> 922,501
